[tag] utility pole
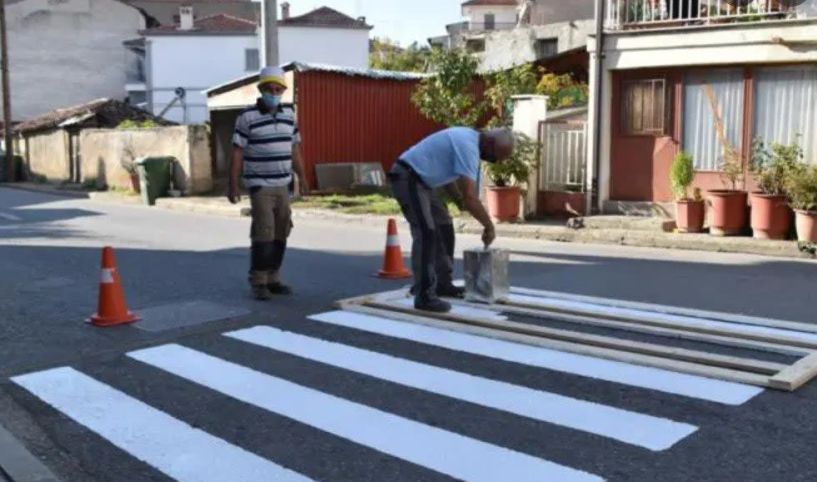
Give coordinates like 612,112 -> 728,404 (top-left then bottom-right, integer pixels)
263,0 -> 279,66
0,0 -> 14,182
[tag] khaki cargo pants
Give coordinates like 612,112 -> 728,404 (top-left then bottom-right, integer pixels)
248,185 -> 293,286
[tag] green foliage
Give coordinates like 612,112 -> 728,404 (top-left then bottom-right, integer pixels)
484,133 -> 537,187
412,49 -> 485,127
117,119 -> 160,130
670,151 -> 695,200
369,38 -> 430,72
536,72 -> 589,110
484,64 -> 538,126
786,163 -> 817,212
751,137 -> 803,196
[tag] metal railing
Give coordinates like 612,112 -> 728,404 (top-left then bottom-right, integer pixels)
447,21 -> 518,34
605,0 -> 811,30
539,121 -> 588,192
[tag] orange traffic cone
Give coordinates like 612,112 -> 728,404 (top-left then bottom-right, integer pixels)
88,247 -> 139,327
377,218 -> 412,279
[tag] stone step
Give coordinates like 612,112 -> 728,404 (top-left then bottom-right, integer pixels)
567,215 -> 676,232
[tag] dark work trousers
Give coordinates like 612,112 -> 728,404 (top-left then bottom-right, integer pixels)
389,162 -> 455,302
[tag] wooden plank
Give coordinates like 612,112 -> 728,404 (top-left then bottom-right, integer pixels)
503,297 -> 817,352
367,300 -> 783,376
510,287 -> 817,335
341,304 -> 773,389
768,353 -> 817,391
452,298 -> 803,361
482,300 -> 808,358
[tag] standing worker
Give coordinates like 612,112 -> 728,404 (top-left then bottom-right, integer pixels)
228,66 -> 308,300
390,127 -> 515,313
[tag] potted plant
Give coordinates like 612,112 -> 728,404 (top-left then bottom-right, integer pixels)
703,84 -> 747,236
670,151 -> 704,233
484,132 -> 537,222
786,162 -> 817,243
749,138 -> 798,240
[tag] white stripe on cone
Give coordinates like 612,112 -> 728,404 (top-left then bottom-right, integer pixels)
100,268 -> 115,284
386,235 -> 400,246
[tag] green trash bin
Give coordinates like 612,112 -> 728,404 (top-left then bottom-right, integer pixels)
136,157 -> 174,205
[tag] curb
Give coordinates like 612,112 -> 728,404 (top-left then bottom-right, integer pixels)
0,424 -> 61,482
0,183 -> 89,199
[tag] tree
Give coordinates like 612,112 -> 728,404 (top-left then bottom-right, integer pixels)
411,49 -> 485,127
535,72 -> 589,110
369,38 -> 430,73
484,64 -> 538,127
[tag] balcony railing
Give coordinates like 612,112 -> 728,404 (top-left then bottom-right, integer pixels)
606,0 -> 815,30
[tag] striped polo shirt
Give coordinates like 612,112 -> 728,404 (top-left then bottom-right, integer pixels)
232,99 -> 301,188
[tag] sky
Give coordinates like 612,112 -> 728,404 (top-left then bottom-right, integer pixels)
287,0 -> 465,46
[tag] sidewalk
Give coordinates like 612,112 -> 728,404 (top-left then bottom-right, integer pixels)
0,423 -> 60,482
3,182 -> 814,260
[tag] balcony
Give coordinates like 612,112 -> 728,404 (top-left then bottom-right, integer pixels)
605,0 -> 817,31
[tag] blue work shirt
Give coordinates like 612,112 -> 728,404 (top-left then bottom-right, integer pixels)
400,127 -> 480,188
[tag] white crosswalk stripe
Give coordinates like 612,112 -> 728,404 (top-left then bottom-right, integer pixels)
10,306 -> 768,482
226,325 -> 697,451
309,310 -> 763,405
11,367 -> 315,482
128,343 -> 603,482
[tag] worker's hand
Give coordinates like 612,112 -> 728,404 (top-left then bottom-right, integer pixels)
298,177 -> 310,197
227,184 -> 241,204
482,224 -> 496,248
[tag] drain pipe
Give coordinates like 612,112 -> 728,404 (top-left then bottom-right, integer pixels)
590,0 -> 606,214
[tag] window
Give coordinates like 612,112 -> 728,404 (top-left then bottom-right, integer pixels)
683,69 -> 744,171
754,66 -> 817,166
245,48 -> 260,72
534,38 -> 558,59
484,13 -> 495,30
621,78 -> 668,136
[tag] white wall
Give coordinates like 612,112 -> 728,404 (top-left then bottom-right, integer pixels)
2,0 -> 145,120
462,5 -> 518,27
147,34 -> 260,124
278,27 -> 369,69
478,19 -> 594,72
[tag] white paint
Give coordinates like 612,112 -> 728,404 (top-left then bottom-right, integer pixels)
0,212 -> 21,221
508,294 -> 817,345
11,367 -> 313,482
386,234 -> 400,246
226,326 -> 697,450
128,344 -> 602,482
309,311 -> 763,405
392,297 -> 508,321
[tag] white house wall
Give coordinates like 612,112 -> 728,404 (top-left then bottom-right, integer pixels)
462,5 -> 519,27
277,27 -> 369,69
478,20 -> 595,72
2,0 -> 145,120
147,34 -> 260,123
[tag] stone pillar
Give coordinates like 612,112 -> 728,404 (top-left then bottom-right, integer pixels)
511,95 -> 548,218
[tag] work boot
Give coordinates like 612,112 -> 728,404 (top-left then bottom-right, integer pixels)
267,281 -> 293,296
415,297 -> 452,313
437,284 -> 465,299
252,285 -> 274,301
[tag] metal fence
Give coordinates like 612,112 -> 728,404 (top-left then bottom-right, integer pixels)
605,0 -> 806,30
538,120 -> 588,192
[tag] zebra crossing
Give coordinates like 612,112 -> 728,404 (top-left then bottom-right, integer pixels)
10,308 -> 766,482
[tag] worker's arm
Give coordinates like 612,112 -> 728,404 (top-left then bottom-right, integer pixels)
457,176 -> 496,247
292,143 -> 308,196
227,146 -> 243,204
443,182 -> 465,211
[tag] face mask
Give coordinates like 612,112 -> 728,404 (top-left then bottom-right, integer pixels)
262,93 -> 281,110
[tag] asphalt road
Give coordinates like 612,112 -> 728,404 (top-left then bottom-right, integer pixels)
1,187 -> 816,482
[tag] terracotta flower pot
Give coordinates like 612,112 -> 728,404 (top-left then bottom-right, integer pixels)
750,193 -> 792,240
486,186 -> 521,223
130,172 -> 141,194
795,210 -> 817,243
707,190 -> 747,237
675,200 -> 705,233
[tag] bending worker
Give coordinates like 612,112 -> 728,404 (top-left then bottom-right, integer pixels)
228,66 -> 307,300
390,127 -> 515,313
